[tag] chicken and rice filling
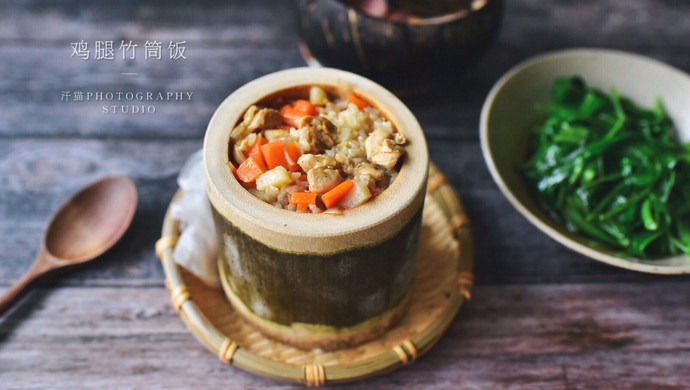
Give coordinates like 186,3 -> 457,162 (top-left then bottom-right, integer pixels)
228,86 -> 407,213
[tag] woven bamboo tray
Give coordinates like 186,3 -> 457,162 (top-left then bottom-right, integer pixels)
155,162 -> 474,386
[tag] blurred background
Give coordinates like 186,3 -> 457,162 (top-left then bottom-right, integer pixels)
1,1 -> 690,388
2,0 -> 689,285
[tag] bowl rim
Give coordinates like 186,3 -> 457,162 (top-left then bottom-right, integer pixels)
330,0 -> 496,26
480,47 -> 690,274
204,67 -> 428,254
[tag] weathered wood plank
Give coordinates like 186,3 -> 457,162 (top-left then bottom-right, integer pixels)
2,138 -> 673,286
0,282 -> 688,389
1,0 -> 690,139
0,0 -> 689,388
0,1 -> 304,139
0,43 -> 495,141
0,0 -> 298,44
0,45 -> 306,139
2,0 -> 688,47
0,45 -> 494,140
0,139 -> 200,284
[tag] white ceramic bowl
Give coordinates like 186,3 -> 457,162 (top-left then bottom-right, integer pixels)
480,48 -> 690,274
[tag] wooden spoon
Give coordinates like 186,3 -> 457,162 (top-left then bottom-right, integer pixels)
0,176 -> 137,316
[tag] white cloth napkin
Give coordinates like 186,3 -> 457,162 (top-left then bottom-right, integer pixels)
169,149 -> 221,288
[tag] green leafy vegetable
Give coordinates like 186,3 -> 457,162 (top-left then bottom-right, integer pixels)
523,76 -> 690,258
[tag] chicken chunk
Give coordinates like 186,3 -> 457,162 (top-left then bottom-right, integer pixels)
353,162 -> 385,187
335,153 -> 355,175
231,105 -> 281,140
298,116 -> 338,154
307,167 -> 343,194
232,133 -> 257,164
247,106 -> 281,132
297,153 -> 337,172
365,128 -> 406,170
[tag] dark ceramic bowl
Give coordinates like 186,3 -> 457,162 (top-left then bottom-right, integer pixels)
295,0 -> 503,92
204,67 -> 429,350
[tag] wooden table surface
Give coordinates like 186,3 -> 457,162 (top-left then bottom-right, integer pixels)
1,1 -> 689,388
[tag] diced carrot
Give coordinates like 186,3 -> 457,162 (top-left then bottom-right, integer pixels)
298,174 -> 308,181
289,192 -> 317,211
260,140 -> 289,170
280,105 -> 303,128
230,160 -> 253,189
293,99 -> 318,116
236,154 -> 267,184
245,134 -> 267,158
347,95 -> 368,110
227,161 -> 239,180
321,180 -> 355,209
280,100 -> 317,127
289,192 -> 316,204
283,141 -> 302,172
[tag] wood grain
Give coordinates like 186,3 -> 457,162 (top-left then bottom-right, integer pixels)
0,139 -> 199,283
0,139 -> 662,285
1,0 -> 690,388
1,1 -> 689,140
1,283 -> 688,389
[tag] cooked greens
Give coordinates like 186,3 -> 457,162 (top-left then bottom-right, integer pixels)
523,76 -> 690,258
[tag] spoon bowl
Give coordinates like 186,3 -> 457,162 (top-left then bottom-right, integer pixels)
0,176 -> 137,316
45,177 -> 137,262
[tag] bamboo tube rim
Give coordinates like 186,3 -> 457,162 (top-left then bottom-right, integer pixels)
158,162 -> 473,386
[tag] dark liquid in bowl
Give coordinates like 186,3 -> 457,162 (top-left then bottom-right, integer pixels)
342,0 -> 478,21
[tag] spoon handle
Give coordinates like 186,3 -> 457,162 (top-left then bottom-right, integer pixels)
0,253 -> 52,317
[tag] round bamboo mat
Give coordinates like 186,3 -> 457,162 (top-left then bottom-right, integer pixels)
156,162 -> 474,386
